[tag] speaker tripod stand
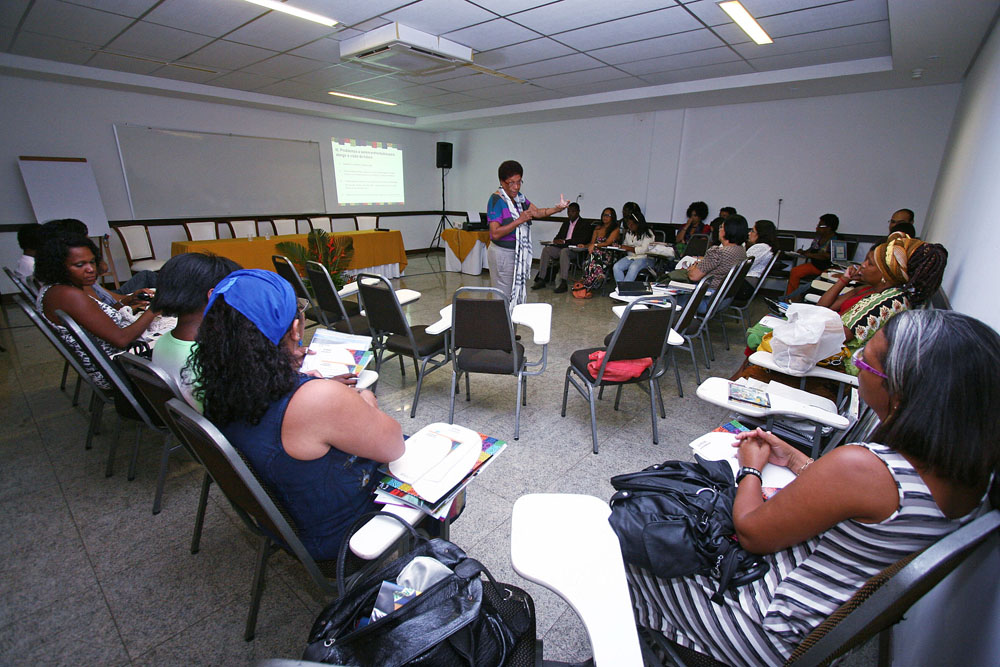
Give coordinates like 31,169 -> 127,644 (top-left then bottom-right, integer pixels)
430,167 -> 455,249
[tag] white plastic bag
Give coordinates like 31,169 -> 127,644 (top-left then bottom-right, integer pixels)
770,304 -> 845,374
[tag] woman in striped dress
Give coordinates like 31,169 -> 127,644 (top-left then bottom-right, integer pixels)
629,309 -> 999,665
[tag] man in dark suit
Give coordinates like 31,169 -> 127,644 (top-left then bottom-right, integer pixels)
532,202 -> 592,293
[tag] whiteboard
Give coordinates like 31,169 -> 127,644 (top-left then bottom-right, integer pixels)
18,156 -> 110,236
114,124 -> 325,219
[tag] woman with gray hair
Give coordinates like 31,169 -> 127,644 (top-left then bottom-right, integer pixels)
629,308 -> 999,665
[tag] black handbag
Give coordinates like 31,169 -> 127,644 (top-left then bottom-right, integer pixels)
608,455 -> 769,603
304,513 -> 536,667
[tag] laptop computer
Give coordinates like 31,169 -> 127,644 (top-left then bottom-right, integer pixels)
616,281 -> 652,296
830,239 -> 850,266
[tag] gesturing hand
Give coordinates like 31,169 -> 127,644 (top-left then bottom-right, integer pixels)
558,194 -> 569,209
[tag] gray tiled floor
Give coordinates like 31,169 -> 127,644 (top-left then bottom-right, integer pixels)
0,253 -> 778,664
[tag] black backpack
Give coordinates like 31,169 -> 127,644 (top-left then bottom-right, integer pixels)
608,455 -> 769,603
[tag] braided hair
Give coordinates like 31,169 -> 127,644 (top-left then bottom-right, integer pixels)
903,242 -> 947,304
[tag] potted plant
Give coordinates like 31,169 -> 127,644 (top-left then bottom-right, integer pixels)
275,229 -> 354,290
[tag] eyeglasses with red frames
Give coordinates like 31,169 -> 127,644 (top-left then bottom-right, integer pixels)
852,346 -> 887,379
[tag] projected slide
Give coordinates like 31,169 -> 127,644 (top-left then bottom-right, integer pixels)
332,138 -> 404,205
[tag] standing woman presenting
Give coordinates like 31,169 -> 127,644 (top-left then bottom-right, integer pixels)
487,160 -> 569,306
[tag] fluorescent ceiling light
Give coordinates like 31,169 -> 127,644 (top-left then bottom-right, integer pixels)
241,0 -> 337,27
718,1 -> 772,45
328,91 -> 397,106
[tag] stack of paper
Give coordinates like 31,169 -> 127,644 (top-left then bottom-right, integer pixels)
300,329 -> 373,377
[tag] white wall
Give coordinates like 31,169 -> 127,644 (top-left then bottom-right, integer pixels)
0,73 -> 439,288
447,85 -> 960,237
921,21 -> 1000,331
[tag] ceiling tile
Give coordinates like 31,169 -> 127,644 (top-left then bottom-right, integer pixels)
638,59 -> 755,85
87,50 -> 163,74
684,0 -> 833,27
336,75 -> 407,96
475,38 -> 575,69
255,79 -> 319,98
224,11 -> 337,52
470,0 -> 553,15
502,53 -> 605,79
383,0 -> 496,35
443,18 -> 540,53
351,17 -> 392,33
290,0 -> 411,28
287,36 -> 342,63
21,0 -> 133,45
378,84 -> 450,102
733,21 -> 889,59
395,67 -> 472,84
207,70 -> 280,91
149,63 -> 221,83
748,40 -> 890,72
589,29 -> 725,65
560,76 -> 647,96
511,0 -> 681,34
554,5 -> 702,51
531,65 -> 633,90
10,31 -> 98,64
180,40 -> 276,71
757,0 -> 888,39
143,0 -> 265,37
242,53 -> 326,78
617,46 -> 742,76
1,0 -> 30,29
63,0 -> 159,19
428,71 -> 509,92
108,21 -> 215,61
467,81 -> 526,100
435,99 -> 495,112
291,64 -> 376,87
418,90 -> 479,107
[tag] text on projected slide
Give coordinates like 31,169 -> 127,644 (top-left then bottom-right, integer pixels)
332,138 -> 404,205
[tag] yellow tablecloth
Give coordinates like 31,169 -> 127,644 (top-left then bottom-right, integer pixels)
170,230 -> 407,273
442,228 -> 491,262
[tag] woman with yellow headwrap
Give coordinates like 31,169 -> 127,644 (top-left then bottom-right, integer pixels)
816,232 -> 948,374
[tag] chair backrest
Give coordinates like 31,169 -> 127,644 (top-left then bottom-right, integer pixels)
272,218 -> 297,235
357,273 -> 411,338
683,234 -> 709,257
788,509 -> 1000,665
162,398 -> 329,587
736,251 -> 783,307
355,215 -> 379,231
309,216 -> 333,233
605,295 -> 678,362
13,294 -> 107,398
114,225 -> 154,262
673,277 -> 713,336
4,266 -> 38,299
183,221 -> 218,241
305,261 -> 351,328
117,352 -> 188,430
703,259 -> 751,321
776,233 -> 797,252
652,229 -> 666,243
228,219 -> 257,238
451,287 -> 518,371
55,309 -> 160,428
271,255 -> 313,303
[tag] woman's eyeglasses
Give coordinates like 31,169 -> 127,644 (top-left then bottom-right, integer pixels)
852,346 -> 887,379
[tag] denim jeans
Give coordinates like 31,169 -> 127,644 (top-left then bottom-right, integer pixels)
613,256 -> 655,283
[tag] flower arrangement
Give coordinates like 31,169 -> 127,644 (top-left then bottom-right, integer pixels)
275,229 -> 354,290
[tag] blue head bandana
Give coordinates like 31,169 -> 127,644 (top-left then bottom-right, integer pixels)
204,269 -> 297,345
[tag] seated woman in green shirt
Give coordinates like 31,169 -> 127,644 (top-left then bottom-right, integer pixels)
150,253 -> 241,409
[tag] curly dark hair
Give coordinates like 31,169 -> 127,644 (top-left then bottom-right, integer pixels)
17,223 -> 41,252
686,201 -> 708,221
903,242 -> 947,304
497,160 -> 523,182
34,232 -> 99,286
152,253 -> 241,317
190,295 -> 299,426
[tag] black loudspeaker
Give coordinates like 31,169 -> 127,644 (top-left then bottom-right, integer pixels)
436,142 -> 453,169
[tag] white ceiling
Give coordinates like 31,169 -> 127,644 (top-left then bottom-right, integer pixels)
1,0 -> 997,130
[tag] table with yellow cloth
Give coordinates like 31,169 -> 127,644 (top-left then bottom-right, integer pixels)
170,229 -> 408,278
442,228 -> 490,275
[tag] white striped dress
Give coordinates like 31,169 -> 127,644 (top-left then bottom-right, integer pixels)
627,443 -> 987,666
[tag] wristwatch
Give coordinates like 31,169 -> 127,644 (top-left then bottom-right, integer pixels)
736,466 -> 762,484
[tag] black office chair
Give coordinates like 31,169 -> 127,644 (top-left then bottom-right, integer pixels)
304,261 -> 367,335
723,251 -> 783,331
705,257 -> 754,351
682,233 -> 709,258
357,273 -> 449,418
271,255 -> 333,328
562,295 -> 679,453
448,287 -> 548,440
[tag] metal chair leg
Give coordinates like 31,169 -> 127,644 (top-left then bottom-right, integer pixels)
190,472 -> 211,554
60,360 -> 69,391
656,379 -> 666,418
449,371 -> 457,423
152,434 -> 174,515
561,368 -> 571,417
514,373 -> 523,441
588,384 -> 599,454
85,393 -> 102,450
614,385 -> 623,410
465,371 -> 471,401
127,423 -> 142,481
72,375 -> 82,406
521,375 -> 527,406
649,378 -> 659,444
245,535 -> 273,642
409,356 -> 432,418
